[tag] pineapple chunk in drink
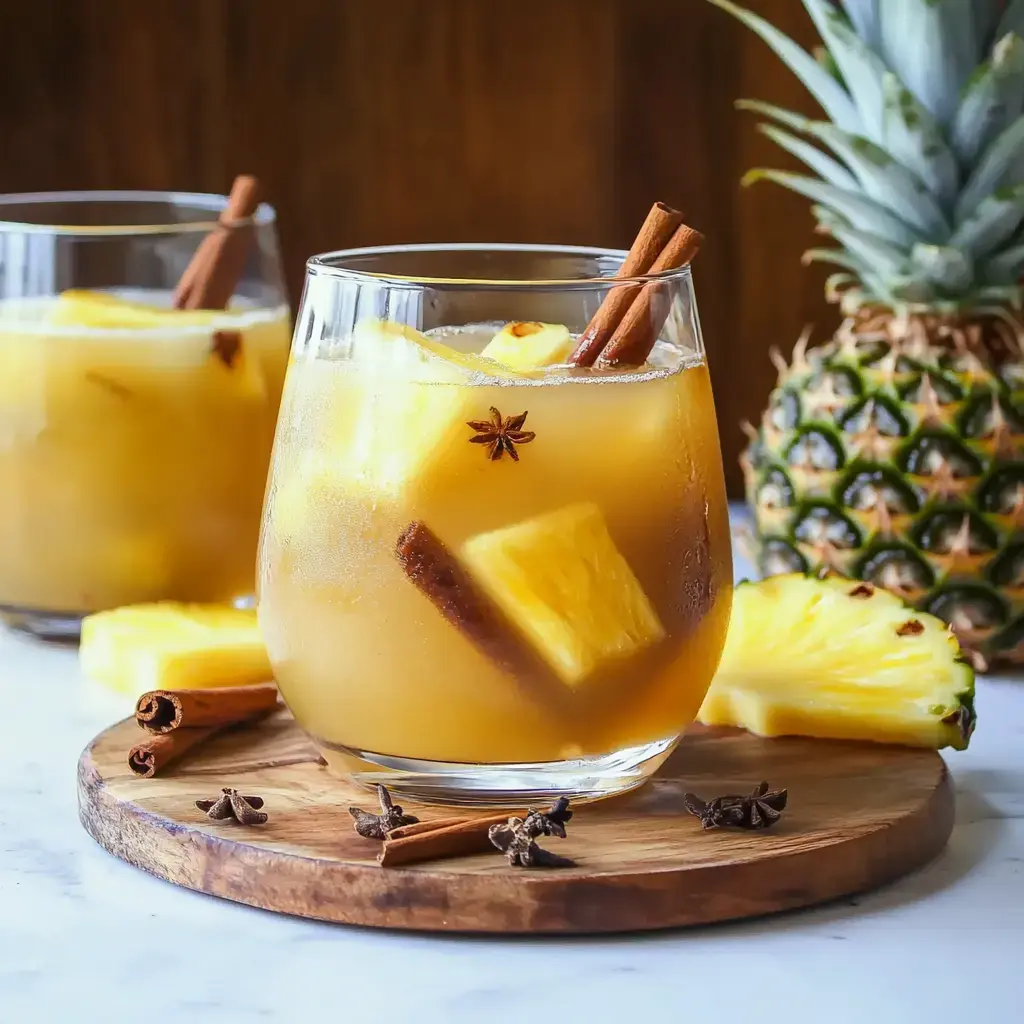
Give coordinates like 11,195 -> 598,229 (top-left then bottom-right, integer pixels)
460,503 -> 665,688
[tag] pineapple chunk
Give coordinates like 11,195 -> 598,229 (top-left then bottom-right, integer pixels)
481,321 -> 573,369
698,575 -> 976,750
460,503 -> 665,687
80,603 -> 272,697
47,290 -> 224,328
350,317 -> 509,380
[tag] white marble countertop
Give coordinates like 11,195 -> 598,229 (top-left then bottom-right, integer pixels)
2,538 -> 1023,1023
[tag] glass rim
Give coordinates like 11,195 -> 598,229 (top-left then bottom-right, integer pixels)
305,242 -> 695,290
0,189 -> 277,237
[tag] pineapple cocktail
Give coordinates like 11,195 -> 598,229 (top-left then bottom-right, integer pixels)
258,234 -> 732,803
0,189 -> 289,636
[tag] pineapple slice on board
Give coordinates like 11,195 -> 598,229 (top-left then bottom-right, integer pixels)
460,502 -> 665,688
698,575 -> 976,750
80,603 -> 272,697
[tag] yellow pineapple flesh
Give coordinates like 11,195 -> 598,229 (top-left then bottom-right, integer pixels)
698,575 -> 976,750
80,603 -> 272,697
459,502 -> 665,688
46,290 -> 225,328
480,321 -> 574,369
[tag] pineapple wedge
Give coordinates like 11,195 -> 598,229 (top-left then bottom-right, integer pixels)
80,603 -> 272,697
47,290 -> 224,328
481,321 -> 573,369
460,503 -> 664,687
698,575 -> 976,750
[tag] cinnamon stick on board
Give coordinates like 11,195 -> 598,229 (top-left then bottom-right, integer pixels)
379,811 -> 528,867
128,683 -> 280,777
135,683 -> 279,734
173,174 -> 261,311
385,817 -> 469,840
569,202 -> 684,367
597,222 -> 704,367
128,727 -> 220,779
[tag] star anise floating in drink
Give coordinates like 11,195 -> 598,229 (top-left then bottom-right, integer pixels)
349,784 -> 419,840
467,407 -> 536,462
196,788 -> 268,825
683,781 -> 788,831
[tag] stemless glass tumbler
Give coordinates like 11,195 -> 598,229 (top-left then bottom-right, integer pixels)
0,191 -> 290,637
257,243 -> 733,805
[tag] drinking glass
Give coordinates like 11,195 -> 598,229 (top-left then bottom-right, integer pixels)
0,191 -> 290,637
257,243 -> 732,805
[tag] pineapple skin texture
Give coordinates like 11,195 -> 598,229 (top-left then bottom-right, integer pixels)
744,330 -> 1024,668
80,603 -> 272,698
699,574 -> 976,750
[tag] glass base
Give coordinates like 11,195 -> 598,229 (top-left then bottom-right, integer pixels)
0,605 -> 83,641
315,735 -> 679,808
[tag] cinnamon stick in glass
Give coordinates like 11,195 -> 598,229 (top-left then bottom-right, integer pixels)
569,201 -> 684,367
597,222 -> 704,368
135,683 -> 279,734
173,174 -> 261,311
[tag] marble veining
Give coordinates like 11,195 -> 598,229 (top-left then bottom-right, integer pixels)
1,529 -> 1022,1023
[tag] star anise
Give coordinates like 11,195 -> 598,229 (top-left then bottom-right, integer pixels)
196,788 -> 268,825
467,407 -> 536,461
348,784 -> 419,840
683,781 -> 788,831
488,796 -> 575,867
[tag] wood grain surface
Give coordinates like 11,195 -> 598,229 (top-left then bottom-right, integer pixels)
77,709 -> 955,934
0,0 -> 835,496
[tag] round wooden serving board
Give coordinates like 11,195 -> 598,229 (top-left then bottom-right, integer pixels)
78,709 -> 955,934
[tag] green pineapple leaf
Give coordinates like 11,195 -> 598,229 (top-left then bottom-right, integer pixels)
950,182 -> 1024,257
802,247 -> 875,275
743,168 -> 918,248
955,115 -> 1024,222
824,222 -> 909,277
708,0 -> 861,133
878,0 -> 979,124
757,124 -> 859,190
838,0 -> 880,51
802,0 -> 887,142
978,241 -> 1024,283
952,33 -> 1024,165
740,99 -> 949,236
909,244 -> 975,292
881,74 -> 959,205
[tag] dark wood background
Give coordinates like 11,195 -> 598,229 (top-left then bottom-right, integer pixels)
0,0 -> 835,496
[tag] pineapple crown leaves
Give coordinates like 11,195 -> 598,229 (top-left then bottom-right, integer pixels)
710,0 -> 1024,314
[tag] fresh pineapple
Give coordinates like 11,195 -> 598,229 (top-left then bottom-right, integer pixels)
80,603 -> 272,697
698,574 -> 976,750
460,502 -> 664,687
481,321 -> 574,369
714,0 -> 1024,667
46,290 -> 225,328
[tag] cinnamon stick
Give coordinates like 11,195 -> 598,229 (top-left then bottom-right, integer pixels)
173,174 -> 261,311
386,817 -> 469,840
135,683 -> 279,734
596,222 -> 704,367
395,523 -> 563,709
379,811 -> 528,867
128,727 -> 219,778
569,202 -> 684,367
